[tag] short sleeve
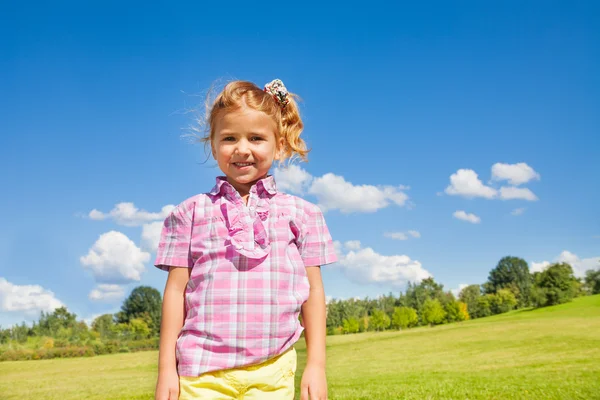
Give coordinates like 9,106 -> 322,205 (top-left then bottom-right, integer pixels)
298,205 -> 337,267
154,202 -> 195,271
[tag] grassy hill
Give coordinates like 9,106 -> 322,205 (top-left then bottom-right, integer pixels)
1,295 -> 599,400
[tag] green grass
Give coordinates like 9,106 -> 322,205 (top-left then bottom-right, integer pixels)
1,295 -> 599,400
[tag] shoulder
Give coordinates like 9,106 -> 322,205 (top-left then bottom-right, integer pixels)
168,193 -> 215,219
273,193 -> 324,221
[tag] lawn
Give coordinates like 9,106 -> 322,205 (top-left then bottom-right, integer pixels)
1,295 -> 599,399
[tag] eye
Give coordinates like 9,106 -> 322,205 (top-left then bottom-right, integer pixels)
222,136 -> 235,142
251,136 -> 264,141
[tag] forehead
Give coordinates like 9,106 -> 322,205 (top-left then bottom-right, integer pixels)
215,107 -> 278,133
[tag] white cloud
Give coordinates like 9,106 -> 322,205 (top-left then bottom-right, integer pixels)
499,186 -> 538,201
80,231 -> 150,283
343,240 -> 362,251
453,210 -> 481,224
273,165 -> 313,195
141,221 -> 163,253
511,207 -> 526,216
531,251 -> 600,278
384,231 -> 421,240
334,242 -> 431,287
309,173 -> 409,213
531,261 -> 551,274
451,283 -> 469,298
491,162 -> 540,186
88,203 -> 175,227
445,169 -> 497,199
274,167 -> 410,213
0,278 -> 63,314
89,284 -> 125,302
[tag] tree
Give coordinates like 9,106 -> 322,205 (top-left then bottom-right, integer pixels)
369,309 -> 391,331
584,268 -> 600,295
342,318 -> 360,334
422,298 -> 446,326
459,285 -> 482,318
490,289 -> 517,314
129,318 -> 151,340
531,263 -> 579,307
92,314 -> 116,338
458,302 -> 470,321
477,295 -> 493,317
34,307 -> 77,338
116,286 -> 162,334
391,307 -> 418,330
485,256 -> 532,307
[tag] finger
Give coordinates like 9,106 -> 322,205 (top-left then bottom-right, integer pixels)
301,384 -> 309,400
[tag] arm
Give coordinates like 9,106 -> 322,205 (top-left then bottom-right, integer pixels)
155,266 -> 191,400
300,266 -> 327,400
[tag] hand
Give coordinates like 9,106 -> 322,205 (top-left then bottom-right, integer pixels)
155,369 -> 180,400
300,363 -> 327,400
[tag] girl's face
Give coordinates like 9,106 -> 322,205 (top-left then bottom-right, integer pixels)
212,106 -> 281,196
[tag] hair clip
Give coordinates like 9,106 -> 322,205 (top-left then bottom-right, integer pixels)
264,79 -> 290,109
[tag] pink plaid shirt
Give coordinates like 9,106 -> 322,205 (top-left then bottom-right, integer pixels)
155,176 -> 337,377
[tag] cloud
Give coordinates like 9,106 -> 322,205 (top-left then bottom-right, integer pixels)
309,173 -> 409,213
89,284 -> 125,302
141,221 -> 163,253
273,166 -> 410,213
384,231 -> 421,240
343,240 -> 362,250
80,231 -> 150,284
453,210 -> 481,224
333,241 -> 431,287
445,169 -> 497,199
531,251 -> 600,278
499,186 -> 538,201
451,283 -> 469,298
273,164 -> 313,195
0,278 -> 63,314
88,203 -> 175,227
531,261 -> 551,273
511,207 -> 526,216
491,162 -> 540,186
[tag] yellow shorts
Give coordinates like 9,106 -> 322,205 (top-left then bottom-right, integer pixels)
179,347 -> 297,400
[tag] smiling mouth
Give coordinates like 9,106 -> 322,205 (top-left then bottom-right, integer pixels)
233,162 -> 254,167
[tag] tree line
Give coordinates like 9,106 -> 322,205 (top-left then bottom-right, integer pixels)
1,257 -> 599,361
325,257 -> 600,335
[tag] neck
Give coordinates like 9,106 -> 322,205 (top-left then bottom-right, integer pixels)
226,175 -> 268,197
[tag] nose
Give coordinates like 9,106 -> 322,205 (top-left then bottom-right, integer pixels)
234,138 -> 251,156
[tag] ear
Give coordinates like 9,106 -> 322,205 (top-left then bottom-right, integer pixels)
274,137 -> 284,160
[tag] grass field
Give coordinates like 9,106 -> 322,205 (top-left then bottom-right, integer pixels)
1,295 -> 599,400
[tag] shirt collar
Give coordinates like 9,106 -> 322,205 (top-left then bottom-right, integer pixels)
209,176 -> 277,197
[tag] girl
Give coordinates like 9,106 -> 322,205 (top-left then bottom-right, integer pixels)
154,79 -> 337,400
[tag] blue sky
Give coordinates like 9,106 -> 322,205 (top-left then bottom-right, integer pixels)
1,1 -> 599,327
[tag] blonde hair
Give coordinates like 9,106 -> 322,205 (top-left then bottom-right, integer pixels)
200,80 -> 308,162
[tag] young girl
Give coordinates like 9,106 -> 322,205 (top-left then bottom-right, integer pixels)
154,79 -> 337,400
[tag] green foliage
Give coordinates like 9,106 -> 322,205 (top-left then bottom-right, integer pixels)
116,286 -> 162,335
459,284 -> 482,318
341,317 -> 360,334
489,289 -> 517,314
485,256 -> 532,307
391,307 -> 418,329
532,263 -> 579,307
422,298 -> 446,326
584,268 -> 600,295
369,309 -> 391,331
92,314 -> 116,338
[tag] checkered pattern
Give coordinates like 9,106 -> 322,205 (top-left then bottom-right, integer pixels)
155,176 -> 337,377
